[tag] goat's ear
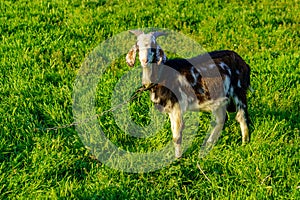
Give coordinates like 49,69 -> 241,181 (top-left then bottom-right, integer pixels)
126,45 -> 137,67
129,30 -> 144,37
157,45 -> 167,65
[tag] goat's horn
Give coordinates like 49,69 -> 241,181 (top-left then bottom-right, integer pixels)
152,32 -> 167,38
129,30 -> 144,36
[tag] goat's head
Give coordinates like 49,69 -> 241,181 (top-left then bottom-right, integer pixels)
126,30 -> 167,87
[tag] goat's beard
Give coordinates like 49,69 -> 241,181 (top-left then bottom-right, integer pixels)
142,65 -> 162,89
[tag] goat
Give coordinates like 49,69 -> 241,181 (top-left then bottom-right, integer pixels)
126,30 -> 251,158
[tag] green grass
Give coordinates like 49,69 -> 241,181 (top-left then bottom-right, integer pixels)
1,0 -> 299,199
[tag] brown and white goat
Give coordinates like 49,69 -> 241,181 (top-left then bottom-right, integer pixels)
126,30 -> 251,158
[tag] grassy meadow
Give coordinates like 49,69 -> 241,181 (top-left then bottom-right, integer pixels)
1,0 -> 299,199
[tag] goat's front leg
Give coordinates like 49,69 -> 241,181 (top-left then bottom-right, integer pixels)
201,105 -> 226,156
168,103 -> 184,158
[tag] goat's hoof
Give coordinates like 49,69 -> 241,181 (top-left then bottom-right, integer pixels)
242,137 -> 250,144
175,156 -> 182,160
175,151 -> 182,159
175,145 -> 182,159
175,153 -> 182,159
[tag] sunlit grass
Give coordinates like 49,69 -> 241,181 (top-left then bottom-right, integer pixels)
0,0 -> 299,199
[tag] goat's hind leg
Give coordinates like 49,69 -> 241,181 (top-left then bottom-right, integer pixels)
235,100 -> 250,143
233,90 -> 250,143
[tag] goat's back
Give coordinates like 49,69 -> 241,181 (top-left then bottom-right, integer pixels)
152,50 -> 250,112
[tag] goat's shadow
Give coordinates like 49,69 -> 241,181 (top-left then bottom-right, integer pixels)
184,100 -> 300,158
249,103 -> 300,139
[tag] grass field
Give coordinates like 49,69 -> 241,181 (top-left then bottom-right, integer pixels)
1,0 -> 300,199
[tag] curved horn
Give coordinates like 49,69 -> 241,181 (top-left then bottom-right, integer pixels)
129,30 -> 144,36
152,31 -> 167,38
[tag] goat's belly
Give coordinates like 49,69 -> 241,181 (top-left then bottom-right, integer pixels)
187,97 -> 228,112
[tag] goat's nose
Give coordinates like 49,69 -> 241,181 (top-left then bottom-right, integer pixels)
144,83 -> 151,89
142,80 -> 151,87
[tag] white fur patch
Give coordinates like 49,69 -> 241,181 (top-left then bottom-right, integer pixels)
223,75 -> 231,94
233,96 -> 241,107
229,87 -> 234,96
237,80 -> 241,88
177,75 -> 190,88
190,67 -> 199,86
150,92 -> 159,103
219,62 -> 227,70
220,62 -> 231,75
